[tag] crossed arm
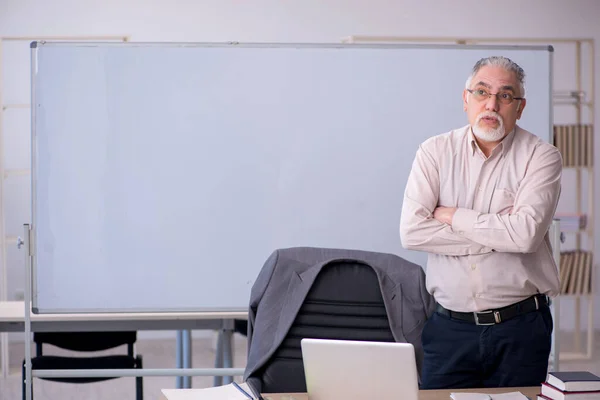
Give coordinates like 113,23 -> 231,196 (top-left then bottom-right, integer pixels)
399,143 -> 562,255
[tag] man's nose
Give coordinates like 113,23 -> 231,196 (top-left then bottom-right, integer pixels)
485,94 -> 500,112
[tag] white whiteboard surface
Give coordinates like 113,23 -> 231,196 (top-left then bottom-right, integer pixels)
31,42 -> 552,313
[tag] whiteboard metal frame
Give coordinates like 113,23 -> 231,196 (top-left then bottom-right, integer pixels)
24,224 -> 32,400
31,40 -> 553,51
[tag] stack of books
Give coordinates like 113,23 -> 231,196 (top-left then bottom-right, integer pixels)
559,250 -> 593,295
553,124 -> 594,168
538,371 -> 600,399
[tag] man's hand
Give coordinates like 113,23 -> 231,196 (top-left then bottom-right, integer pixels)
433,206 -> 457,225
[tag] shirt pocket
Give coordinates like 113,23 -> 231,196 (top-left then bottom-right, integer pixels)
490,188 -> 515,215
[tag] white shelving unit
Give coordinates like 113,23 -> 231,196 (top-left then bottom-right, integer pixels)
551,39 -> 595,361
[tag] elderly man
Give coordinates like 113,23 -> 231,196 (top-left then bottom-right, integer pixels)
400,56 -> 562,389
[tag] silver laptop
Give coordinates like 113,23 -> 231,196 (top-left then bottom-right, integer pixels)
301,338 -> 419,400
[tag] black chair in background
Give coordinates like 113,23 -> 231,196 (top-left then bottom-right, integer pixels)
234,320 -> 248,336
22,331 -> 143,400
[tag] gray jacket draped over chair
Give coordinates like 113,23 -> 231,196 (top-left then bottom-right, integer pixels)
243,247 -> 436,384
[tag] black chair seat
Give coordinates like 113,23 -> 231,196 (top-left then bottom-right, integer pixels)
23,331 -> 143,399
33,332 -> 138,352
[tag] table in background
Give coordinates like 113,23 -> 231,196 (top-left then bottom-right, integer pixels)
0,301 -> 247,387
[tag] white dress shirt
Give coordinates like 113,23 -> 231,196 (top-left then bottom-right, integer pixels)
400,124 -> 562,312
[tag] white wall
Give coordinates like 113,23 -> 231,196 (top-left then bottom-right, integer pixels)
1,0 -> 600,334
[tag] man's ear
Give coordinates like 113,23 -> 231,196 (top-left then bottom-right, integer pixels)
463,89 -> 469,111
516,99 -> 526,119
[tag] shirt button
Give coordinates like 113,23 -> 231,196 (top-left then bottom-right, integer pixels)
476,293 -> 482,298
471,263 -> 477,270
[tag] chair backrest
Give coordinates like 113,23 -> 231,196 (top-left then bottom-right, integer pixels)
257,260 -> 394,393
34,332 -> 137,356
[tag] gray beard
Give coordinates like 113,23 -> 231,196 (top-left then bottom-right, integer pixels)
472,116 -> 506,142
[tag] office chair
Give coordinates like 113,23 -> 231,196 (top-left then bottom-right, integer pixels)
249,260 -> 396,393
244,247 -> 435,396
22,331 -> 143,400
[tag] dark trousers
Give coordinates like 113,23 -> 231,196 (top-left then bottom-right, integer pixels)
420,303 -> 553,389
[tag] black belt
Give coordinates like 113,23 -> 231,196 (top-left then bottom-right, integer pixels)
436,294 -> 548,325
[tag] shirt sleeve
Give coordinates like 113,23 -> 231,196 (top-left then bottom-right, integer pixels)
452,145 -> 562,253
400,142 -> 494,256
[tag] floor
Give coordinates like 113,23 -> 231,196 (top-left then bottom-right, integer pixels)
1,331 -> 599,400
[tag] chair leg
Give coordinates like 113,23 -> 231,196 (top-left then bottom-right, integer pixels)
136,376 -> 143,400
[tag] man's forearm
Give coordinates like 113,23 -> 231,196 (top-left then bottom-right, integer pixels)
451,207 -> 552,253
400,200 -> 493,256
433,206 -> 457,225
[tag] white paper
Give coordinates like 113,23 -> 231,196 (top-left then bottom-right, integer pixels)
490,393 -> 529,400
161,382 -> 254,400
450,394 -> 492,400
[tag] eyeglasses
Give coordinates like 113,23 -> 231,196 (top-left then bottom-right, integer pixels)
466,88 -> 524,105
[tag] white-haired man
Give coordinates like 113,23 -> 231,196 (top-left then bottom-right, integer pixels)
400,56 -> 562,388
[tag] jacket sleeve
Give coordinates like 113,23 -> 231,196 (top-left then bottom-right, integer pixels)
243,249 -> 279,381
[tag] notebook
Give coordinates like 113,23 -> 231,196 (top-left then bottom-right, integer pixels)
300,338 -> 419,400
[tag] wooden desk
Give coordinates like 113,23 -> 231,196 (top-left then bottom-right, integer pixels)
160,386 -> 541,400
0,301 -> 248,387
419,387 -> 539,399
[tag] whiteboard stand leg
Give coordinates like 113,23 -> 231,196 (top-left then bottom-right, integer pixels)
23,224 -> 32,400
1,332 -> 7,378
550,219 -> 561,371
213,329 -> 224,387
182,329 -> 192,388
221,319 -> 234,385
175,330 -> 183,388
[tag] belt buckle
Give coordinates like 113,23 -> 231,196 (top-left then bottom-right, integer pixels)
473,310 -> 501,325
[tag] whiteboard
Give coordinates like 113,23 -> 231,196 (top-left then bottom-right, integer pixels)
30,42 -> 553,313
